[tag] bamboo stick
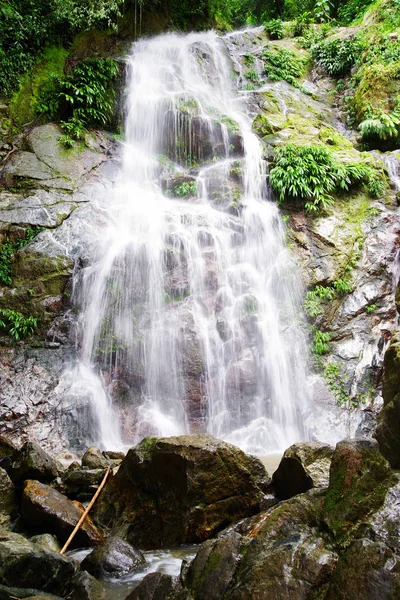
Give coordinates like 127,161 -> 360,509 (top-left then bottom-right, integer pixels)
60,466 -> 110,555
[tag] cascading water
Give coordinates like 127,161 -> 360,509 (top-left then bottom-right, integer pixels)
68,31 -> 313,455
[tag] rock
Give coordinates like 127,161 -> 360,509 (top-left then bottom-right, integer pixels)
368,476 -> 400,554
182,489 -> 337,600
66,571 -> 105,600
61,468 -> 107,500
272,441 -> 334,500
81,447 -> 109,470
80,536 -> 145,578
10,442 -> 60,485
375,330 -> 400,467
0,529 -> 77,594
0,436 -> 17,460
102,451 -> 125,461
326,538 -> 400,599
94,434 -> 270,549
21,480 -> 103,547
29,534 -> 62,553
324,439 -> 395,541
0,587 -> 63,600
0,468 -> 16,526
125,573 -> 188,600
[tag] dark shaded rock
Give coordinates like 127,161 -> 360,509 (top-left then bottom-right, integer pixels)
184,530 -> 242,600
0,468 -> 16,526
82,447 -> 109,470
326,538 -> 400,600
10,442 -> 60,485
67,571 -> 105,600
0,587 -> 63,600
81,536 -> 145,578
21,480 -> 103,547
0,529 -> 77,594
324,439 -> 395,542
102,451 -> 125,461
368,476 -> 400,554
375,330 -> 400,467
29,534 -> 61,553
0,436 -> 17,460
125,573 -> 189,600
61,468 -> 106,499
94,434 -> 270,549
272,442 -> 334,500
182,489 -> 337,600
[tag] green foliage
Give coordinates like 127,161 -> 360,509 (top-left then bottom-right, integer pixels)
314,0 -> 332,22
0,228 -> 43,287
244,69 -> 260,83
359,110 -> 400,145
366,303 -> 377,313
270,144 -> 384,212
333,278 -> 352,295
323,362 -> 350,406
311,38 -> 363,76
174,181 -> 198,197
291,12 -> 312,36
0,309 -> 39,340
37,57 -> 119,145
336,0 -> 375,24
264,19 -> 284,39
262,46 -> 307,87
304,284 -> 335,317
313,328 -> 330,354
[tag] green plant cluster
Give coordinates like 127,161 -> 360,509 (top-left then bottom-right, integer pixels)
36,57 -> 120,146
311,37 -> 363,76
312,328 -> 330,354
174,181 -> 198,197
304,279 -> 352,318
0,228 -> 43,287
0,0 -> 123,95
264,19 -> 284,39
262,46 -> 307,88
0,309 -> 39,340
269,144 -> 384,212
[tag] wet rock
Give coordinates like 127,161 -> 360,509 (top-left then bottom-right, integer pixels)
67,571 -> 105,600
182,489 -> 337,600
81,536 -> 145,578
0,436 -> 17,461
102,451 -> 125,461
0,529 -> 77,594
10,442 -> 60,485
0,469 -> 16,526
82,447 -> 109,470
326,538 -> 400,600
375,330 -> 400,467
125,573 -> 188,600
368,476 -> 400,554
94,434 -> 270,549
324,439 -> 395,542
61,468 -> 106,500
21,480 -> 103,547
0,587 -> 63,600
272,441 -> 334,500
29,534 -> 61,553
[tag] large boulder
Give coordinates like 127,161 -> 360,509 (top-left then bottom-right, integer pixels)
324,439 -> 395,542
10,442 -> 60,485
182,489 -> 337,600
375,330 -> 400,467
66,571 -> 105,600
81,447 -> 109,470
126,573 -> 189,600
0,587 -> 63,600
61,467 -> 106,501
21,480 -> 103,547
93,434 -> 270,549
80,536 -> 145,578
0,469 -> 16,527
272,441 -> 334,500
0,529 -> 77,595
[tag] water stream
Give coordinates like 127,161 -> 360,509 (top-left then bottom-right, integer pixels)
68,30 -> 314,455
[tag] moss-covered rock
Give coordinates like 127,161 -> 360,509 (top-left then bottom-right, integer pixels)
93,434 -> 270,549
324,439 -> 395,542
375,330 -> 400,467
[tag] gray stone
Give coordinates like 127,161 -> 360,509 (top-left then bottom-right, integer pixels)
81,447 -> 109,470
81,536 -> 145,578
29,534 -> 62,553
67,571 -> 105,600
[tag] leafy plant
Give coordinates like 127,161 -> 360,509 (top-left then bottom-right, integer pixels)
262,46 -> 307,88
323,362 -> 350,406
311,38 -> 363,77
313,0 -> 332,22
0,228 -> 43,286
359,111 -> 400,145
0,309 -> 39,340
366,303 -> 377,313
313,328 -> 330,355
174,181 -> 197,197
244,69 -> 260,83
264,19 -> 284,40
333,278 -> 352,295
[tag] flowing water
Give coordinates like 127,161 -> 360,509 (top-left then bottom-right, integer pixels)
68,31 -> 314,455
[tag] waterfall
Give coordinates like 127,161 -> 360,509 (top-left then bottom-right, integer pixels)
68,31 -> 313,455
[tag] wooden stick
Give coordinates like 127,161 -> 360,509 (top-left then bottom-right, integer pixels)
60,466 -> 110,555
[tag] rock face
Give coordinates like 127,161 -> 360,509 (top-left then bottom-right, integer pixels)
0,468 -> 16,526
324,439 -> 395,541
375,330 -> 400,467
126,573 -> 187,600
0,529 -> 77,595
10,442 -> 60,484
93,434 -> 270,549
21,480 -> 103,547
272,441 -> 334,500
81,536 -> 145,578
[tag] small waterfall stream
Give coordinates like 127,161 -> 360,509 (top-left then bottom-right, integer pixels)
69,31 -> 313,455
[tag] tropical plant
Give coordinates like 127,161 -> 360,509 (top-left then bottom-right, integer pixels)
311,38 -> 362,77
313,328 -> 330,354
0,309 -> 39,340
262,47 -> 306,87
264,19 -> 284,39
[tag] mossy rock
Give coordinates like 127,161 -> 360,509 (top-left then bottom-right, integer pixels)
324,439 -> 395,542
252,113 -> 283,137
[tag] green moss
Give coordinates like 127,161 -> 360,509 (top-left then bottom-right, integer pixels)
10,46 -> 68,128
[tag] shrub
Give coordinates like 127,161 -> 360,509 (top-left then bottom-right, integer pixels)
311,38 -> 363,76
174,181 -> 197,197
262,46 -> 307,87
0,309 -> 39,340
264,19 -> 284,40
0,228 -> 43,286
313,328 -> 330,355
358,110 -> 400,145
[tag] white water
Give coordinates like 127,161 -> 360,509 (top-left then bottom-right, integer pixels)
70,31 -> 313,455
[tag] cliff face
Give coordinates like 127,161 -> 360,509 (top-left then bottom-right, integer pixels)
0,2 -> 399,458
